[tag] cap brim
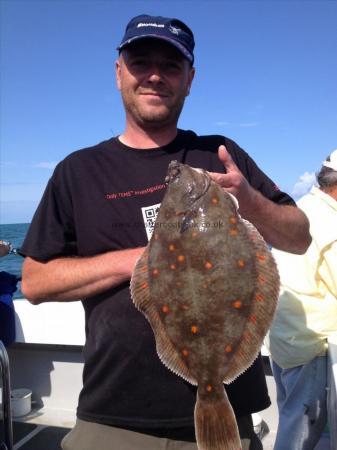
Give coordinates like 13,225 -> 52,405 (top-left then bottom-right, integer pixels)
117,34 -> 194,63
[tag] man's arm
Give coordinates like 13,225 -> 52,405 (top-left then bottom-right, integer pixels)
21,247 -> 145,304
209,145 -> 311,254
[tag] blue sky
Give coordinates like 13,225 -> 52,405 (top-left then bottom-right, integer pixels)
1,0 -> 336,224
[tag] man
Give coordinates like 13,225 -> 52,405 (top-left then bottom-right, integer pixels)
21,15 -> 311,450
266,149 -> 337,450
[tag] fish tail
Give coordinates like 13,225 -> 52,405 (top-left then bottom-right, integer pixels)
195,387 -> 241,450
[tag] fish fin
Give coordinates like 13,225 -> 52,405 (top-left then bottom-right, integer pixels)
224,219 -> 280,383
130,247 -> 197,386
130,246 -> 153,312
154,322 -> 198,386
195,387 -> 241,450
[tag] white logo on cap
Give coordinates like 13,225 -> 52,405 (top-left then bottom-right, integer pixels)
169,25 -> 180,35
137,22 -> 165,28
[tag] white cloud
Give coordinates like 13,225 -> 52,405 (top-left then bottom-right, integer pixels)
1,161 -> 58,170
239,122 -> 258,128
32,161 -> 57,169
0,161 -> 17,168
215,121 -> 258,128
291,172 -> 316,200
215,121 -> 230,126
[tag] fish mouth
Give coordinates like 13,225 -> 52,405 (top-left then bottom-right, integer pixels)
165,160 -> 182,184
166,161 -> 211,200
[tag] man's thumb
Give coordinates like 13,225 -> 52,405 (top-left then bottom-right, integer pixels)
218,145 -> 235,171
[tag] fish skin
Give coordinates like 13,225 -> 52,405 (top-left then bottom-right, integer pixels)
130,161 -> 280,450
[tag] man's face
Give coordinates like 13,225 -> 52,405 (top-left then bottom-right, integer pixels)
116,39 -> 195,129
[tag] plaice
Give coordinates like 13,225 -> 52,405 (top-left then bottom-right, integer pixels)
130,161 -> 280,450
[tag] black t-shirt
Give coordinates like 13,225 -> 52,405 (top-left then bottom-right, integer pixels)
21,130 -> 294,438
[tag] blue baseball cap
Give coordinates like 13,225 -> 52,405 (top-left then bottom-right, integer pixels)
117,14 -> 195,64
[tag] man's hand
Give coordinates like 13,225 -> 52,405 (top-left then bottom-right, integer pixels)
208,145 -> 256,214
208,145 -> 311,254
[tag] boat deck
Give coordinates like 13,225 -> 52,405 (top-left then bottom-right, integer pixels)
0,422 -> 69,450
1,369 -> 331,450
1,299 -> 335,449
0,362 -> 280,450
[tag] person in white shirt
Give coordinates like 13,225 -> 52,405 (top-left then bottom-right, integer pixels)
266,149 -> 337,450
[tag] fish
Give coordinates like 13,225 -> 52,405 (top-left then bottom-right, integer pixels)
130,161 -> 280,450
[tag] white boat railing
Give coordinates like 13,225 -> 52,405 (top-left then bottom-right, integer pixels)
13,300 -> 85,346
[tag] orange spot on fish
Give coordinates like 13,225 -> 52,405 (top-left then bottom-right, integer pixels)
168,244 -> 175,252
206,384 -> 213,392
162,305 -> 170,314
191,325 -> 199,334
141,282 -> 148,289
152,268 -> 159,276
182,349 -> 189,357
177,255 -> 185,263
191,231 -> 198,238
256,293 -> 264,302
249,315 -> 257,324
237,259 -> 245,268
233,300 -> 242,309
170,264 -> 176,270
204,261 -> 213,270
258,275 -> 265,284
230,228 -> 238,236
257,253 -> 266,262
211,197 -> 219,204
141,264 -> 148,272
203,283 -> 208,289
229,216 -> 237,224
225,345 -> 233,353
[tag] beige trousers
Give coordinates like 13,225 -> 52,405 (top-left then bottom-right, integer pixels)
61,416 -> 263,450
61,416 -> 262,450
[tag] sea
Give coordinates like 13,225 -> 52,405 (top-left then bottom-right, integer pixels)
0,223 -> 30,299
